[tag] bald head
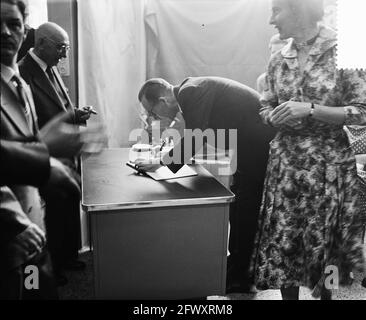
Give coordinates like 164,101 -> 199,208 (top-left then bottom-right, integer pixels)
138,78 -> 179,120
34,22 -> 70,66
35,22 -> 68,44
138,78 -> 172,104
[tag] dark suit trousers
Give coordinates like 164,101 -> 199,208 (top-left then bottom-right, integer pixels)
228,169 -> 264,283
42,167 -> 81,272
0,250 -> 58,300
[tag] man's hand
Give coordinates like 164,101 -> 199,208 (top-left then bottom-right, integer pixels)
39,112 -> 107,158
14,223 -> 46,258
134,157 -> 161,172
38,112 -> 83,158
76,106 -> 97,122
80,123 -> 108,154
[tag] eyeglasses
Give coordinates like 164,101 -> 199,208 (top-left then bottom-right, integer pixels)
141,101 -> 162,120
46,37 -> 71,52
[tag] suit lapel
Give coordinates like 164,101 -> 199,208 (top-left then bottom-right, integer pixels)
26,54 -> 68,112
52,66 -> 74,109
0,78 -> 32,136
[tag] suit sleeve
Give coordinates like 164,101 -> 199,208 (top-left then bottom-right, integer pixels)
0,139 -> 50,187
162,86 -> 205,173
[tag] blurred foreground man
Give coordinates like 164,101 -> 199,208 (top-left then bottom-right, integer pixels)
0,0 -> 58,299
0,0 -> 104,298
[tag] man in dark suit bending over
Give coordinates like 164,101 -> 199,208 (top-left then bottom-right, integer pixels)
137,77 -> 276,293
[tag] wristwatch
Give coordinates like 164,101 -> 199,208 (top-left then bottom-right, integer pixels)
309,102 -> 315,117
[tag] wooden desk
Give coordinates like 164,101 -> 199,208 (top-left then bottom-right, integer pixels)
81,148 -> 234,299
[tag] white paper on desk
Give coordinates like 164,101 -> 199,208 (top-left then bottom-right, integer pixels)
146,165 -> 197,181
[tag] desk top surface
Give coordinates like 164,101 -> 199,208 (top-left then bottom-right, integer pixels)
81,148 -> 234,212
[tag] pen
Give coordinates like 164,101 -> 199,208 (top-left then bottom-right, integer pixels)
160,140 -> 166,151
85,106 -> 98,115
126,162 -> 145,175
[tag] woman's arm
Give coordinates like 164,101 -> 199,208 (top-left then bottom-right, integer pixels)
271,69 -> 366,126
270,101 -> 347,125
259,72 -> 278,126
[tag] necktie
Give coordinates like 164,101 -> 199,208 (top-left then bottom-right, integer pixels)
46,66 -> 57,87
11,75 -> 32,125
46,66 -> 68,107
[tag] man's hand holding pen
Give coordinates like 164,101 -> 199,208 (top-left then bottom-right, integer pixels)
77,106 -> 98,122
83,106 -> 98,115
134,157 -> 161,172
133,140 -> 167,172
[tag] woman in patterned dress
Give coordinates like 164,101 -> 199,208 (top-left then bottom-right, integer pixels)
251,0 -> 366,300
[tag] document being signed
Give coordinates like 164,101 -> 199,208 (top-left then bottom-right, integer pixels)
146,164 -> 197,181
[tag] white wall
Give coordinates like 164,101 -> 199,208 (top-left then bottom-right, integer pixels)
27,0 -> 48,27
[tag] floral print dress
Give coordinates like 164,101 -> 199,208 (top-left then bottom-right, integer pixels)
251,26 -> 366,291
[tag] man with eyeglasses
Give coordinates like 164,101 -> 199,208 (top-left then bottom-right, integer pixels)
19,22 -> 93,128
140,79 -> 185,144
137,76 -> 276,293
18,22 -> 96,285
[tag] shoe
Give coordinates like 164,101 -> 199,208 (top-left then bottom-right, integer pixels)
226,282 -> 258,294
55,273 -> 68,287
226,262 -> 257,294
62,259 -> 86,271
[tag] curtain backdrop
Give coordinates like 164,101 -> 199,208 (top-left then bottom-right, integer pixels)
78,0 -> 146,147
76,0 -> 337,249
145,0 -> 274,89
27,0 -> 48,27
77,0 -> 336,147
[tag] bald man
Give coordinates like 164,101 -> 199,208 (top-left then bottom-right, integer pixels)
18,22 -> 95,284
19,22 -> 94,127
137,77 -> 276,293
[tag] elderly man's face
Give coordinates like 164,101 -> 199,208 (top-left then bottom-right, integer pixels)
42,33 -> 70,67
0,2 -> 25,66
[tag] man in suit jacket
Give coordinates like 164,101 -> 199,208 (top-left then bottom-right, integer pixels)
0,138 -> 55,299
19,22 -> 93,128
18,22 -> 98,283
137,77 -> 276,293
0,0 -> 60,298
